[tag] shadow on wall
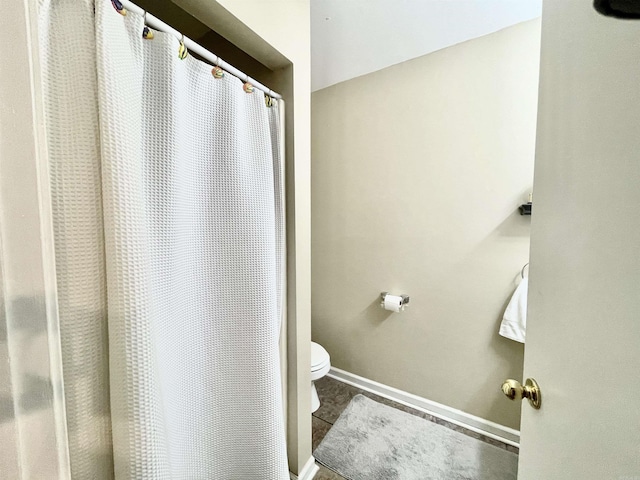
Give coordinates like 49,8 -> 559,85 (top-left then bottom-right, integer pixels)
475,189 -> 531,246
493,197 -> 533,239
480,293 -> 525,428
463,205 -> 529,429
360,298 -> 395,327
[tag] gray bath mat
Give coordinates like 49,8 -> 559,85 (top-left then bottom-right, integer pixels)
314,394 -> 517,480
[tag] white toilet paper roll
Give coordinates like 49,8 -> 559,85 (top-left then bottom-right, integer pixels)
383,294 -> 403,312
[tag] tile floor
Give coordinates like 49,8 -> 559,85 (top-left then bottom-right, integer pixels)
312,376 -> 518,479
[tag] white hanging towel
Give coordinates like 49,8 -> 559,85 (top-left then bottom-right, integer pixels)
499,278 -> 528,343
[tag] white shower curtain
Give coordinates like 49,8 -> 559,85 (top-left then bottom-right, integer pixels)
38,1 -> 288,478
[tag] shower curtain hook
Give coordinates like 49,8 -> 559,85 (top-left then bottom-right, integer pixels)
178,33 -> 188,59
243,76 -> 255,94
212,56 -> 224,79
521,263 -> 529,279
111,0 -> 127,15
142,11 -> 154,40
265,89 -> 275,107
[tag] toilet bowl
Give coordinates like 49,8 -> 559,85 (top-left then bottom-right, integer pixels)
311,342 -> 331,413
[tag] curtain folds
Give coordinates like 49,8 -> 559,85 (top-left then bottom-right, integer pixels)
39,1 -> 288,478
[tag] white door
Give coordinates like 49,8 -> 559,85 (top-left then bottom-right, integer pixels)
517,0 -> 640,478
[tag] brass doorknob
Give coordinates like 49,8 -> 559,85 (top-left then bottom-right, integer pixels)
501,378 -> 541,409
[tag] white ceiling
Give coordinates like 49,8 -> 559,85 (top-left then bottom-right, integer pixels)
311,0 -> 542,91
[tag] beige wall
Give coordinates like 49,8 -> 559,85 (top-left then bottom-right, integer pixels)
311,19 -> 540,430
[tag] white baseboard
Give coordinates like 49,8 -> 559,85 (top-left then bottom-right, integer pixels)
289,455 -> 319,480
327,367 -> 520,448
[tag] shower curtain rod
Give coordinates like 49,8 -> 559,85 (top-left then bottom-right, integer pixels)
119,0 -> 283,100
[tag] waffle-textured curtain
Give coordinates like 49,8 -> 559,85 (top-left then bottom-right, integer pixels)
38,1 -> 288,478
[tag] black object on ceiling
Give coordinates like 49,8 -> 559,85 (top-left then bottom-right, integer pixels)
594,0 -> 640,18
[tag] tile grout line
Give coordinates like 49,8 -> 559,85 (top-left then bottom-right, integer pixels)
312,413 -> 334,426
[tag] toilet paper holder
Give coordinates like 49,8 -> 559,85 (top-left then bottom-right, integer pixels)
380,292 -> 410,311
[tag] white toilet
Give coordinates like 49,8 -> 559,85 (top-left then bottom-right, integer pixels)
310,342 -> 331,413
